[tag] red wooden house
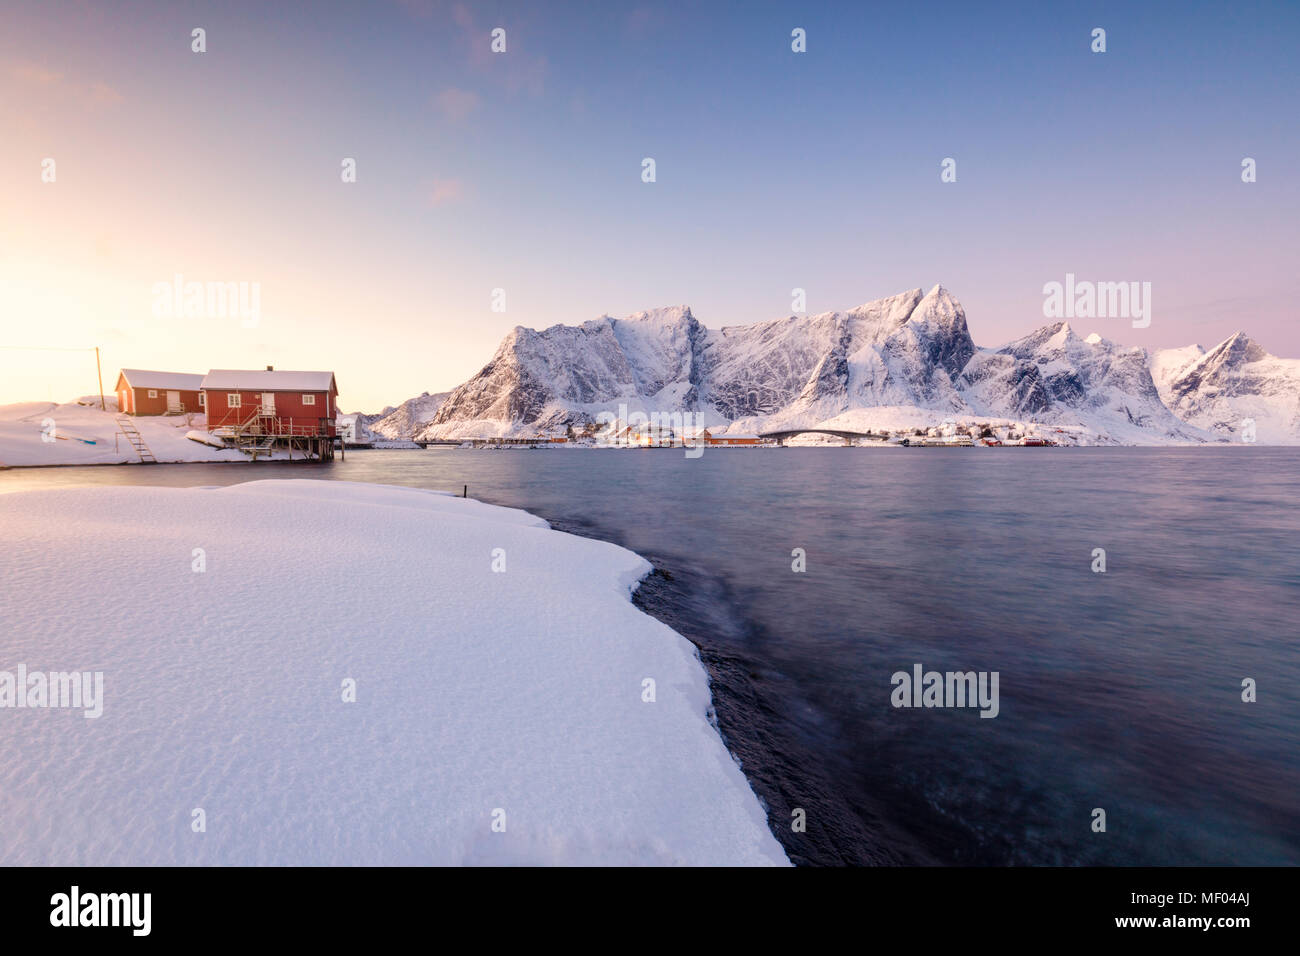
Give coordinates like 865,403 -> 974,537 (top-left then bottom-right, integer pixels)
115,369 -> 205,415
200,368 -> 339,457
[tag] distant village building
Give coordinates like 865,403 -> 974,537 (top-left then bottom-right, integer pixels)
633,423 -> 677,447
702,429 -> 760,446
597,423 -> 637,446
335,414 -> 375,447
114,369 -> 205,415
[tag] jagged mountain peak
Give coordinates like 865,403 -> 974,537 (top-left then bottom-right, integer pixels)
1207,331 -> 1270,365
368,390 -> 453,440
1159,331 -> 1299,443
846,286 -> 924,316
1002,320 -> 1135,359
910,284 -> 965,321
620,305 -> 695,325
923,282 -> 958,305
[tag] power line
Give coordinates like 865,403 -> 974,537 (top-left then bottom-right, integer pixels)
0,346 -> 107,409
0,345 -> 99,352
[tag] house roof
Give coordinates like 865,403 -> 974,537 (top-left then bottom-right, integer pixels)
201,369 -> 338,392
117,369 -> 205,391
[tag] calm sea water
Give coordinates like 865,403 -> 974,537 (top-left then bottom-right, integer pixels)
4,447 -> 1298,866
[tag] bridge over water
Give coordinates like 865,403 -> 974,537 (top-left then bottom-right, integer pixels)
757,428 -> 887,445
413,437 -> 545,447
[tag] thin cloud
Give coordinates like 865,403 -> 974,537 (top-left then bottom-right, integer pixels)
10,62 -> 64,85
6,60 -> 123,107
392,3 -> 547,95
90,82 -> 124,106
434,87 -> 480,121
429,178 -> 467,206
450,4 -> 547,95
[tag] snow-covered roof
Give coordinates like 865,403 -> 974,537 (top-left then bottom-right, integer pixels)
118,369 -> 205,391
201,369 -> 337,392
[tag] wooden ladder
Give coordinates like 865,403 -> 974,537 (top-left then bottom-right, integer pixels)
229,412 -> 278,458
115,415 -> 157,463
245,437 -> 276,460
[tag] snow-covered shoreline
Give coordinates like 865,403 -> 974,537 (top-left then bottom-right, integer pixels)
1,399 -> 1279,472
0,479 -> 788,866
0,400 -> 251,467
3,397 -> 1265,472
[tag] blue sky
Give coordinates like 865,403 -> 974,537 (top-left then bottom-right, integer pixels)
2,0 -> 1296,410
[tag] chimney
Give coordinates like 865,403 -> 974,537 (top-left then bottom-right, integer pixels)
266,365 -> 274,371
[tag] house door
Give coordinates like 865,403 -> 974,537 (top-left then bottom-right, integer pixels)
261,392 -> 276,416
166,390 -> 181,413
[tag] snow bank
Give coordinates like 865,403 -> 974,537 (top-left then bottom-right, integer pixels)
0,401 -> 248,466
0,479 -> 787,866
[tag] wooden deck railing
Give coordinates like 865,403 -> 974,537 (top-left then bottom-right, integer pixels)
213,407 -> 335,438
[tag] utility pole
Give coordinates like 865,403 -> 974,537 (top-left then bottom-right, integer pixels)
95,346 -> 106,410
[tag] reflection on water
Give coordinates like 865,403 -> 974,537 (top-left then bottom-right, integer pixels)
5,447 -> 1298,865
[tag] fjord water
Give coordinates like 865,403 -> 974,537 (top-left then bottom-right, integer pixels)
6,447 -> 1298,866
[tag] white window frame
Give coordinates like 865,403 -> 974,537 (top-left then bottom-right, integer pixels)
302,394 -> 316,405
147,389 -> 158,398
228,393 -> 242,408
198,393 -> 205,406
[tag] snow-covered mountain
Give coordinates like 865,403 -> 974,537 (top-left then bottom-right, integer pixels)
1153,333 -> 1300,443
962,323 -> 1206,443
395,286 -> 1298,445
369,391 -> 452,440
714,286 -> 975,430
416,307 -> 713,439
417,286 -> 977,440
